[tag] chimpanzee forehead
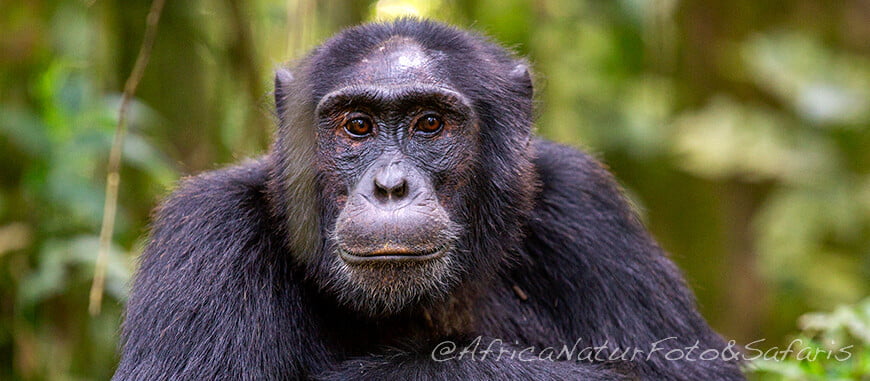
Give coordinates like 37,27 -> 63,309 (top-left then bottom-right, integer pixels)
347,37 -> 445,87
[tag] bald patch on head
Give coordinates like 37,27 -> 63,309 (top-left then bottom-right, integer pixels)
352,37 -> 442,86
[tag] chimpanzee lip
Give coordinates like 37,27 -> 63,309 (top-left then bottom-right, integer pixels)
338,245 -> 448,264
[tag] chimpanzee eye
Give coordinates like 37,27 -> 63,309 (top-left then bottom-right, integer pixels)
415,115 -> 443,135
345,117 -> 373,137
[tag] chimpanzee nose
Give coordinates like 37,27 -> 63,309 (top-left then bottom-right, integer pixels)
373,163 -> 408,202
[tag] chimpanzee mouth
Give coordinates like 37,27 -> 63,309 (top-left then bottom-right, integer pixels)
337,244 -> 449,264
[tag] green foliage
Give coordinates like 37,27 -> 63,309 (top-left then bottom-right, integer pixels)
0,3 -> 175,377
0,0 -> 867,379
748,299 -> 870,380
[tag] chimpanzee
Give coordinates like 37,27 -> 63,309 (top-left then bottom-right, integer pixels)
113,19 -> 745,380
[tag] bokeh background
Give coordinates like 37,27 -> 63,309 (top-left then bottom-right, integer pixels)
1,0 -> 868,379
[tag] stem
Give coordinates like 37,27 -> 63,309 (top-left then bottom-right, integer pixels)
89,0 -> 167,316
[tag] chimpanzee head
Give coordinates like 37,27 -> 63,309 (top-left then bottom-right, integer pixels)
270,19 -> 537,316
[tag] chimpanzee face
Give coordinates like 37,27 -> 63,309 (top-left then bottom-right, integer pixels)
312,38 -> 479,314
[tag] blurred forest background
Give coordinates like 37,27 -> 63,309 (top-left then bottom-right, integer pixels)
0,0 -> 868,379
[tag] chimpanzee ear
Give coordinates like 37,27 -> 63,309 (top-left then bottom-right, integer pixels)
510,61 -> 533,99
274,68 -> 294,119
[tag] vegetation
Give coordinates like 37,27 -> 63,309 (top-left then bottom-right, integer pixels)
0,0 -> 867,379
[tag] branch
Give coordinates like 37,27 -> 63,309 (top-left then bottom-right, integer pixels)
89,0 -> 167,316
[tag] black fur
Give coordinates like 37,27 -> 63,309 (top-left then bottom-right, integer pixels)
114,19 -> 745,380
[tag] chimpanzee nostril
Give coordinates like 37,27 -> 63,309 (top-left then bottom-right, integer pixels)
374,166 -> 409,201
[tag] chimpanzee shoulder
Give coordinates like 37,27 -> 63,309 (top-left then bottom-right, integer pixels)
116,158 -> 330,380
521,138 -> 691,320
504,139 -> 744,379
